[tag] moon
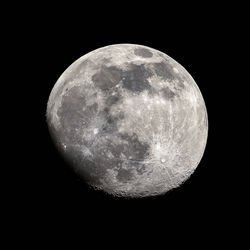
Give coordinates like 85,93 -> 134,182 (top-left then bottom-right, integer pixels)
47,44 -> 208,198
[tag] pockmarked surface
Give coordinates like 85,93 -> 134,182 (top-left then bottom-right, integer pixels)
47,44 -> 208,198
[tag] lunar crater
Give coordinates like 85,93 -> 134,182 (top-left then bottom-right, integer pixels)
134,47 -> 153,58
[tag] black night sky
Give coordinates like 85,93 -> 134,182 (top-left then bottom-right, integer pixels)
9,2 -> 245,246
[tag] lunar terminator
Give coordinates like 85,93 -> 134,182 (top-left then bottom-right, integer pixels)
47,44 -> 208,198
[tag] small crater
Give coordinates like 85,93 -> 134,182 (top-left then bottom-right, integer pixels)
177,80 -> 185,89
134,48 -> 153,58
103,107 -> 110,114
93,128 -> 99,134
101,118 -> 117,133
173,67 -> 179,73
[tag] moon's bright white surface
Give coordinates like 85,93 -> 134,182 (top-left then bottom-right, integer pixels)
47,44 -> 208,198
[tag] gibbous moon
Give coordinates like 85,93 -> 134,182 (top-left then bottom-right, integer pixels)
47,44 -> 208,198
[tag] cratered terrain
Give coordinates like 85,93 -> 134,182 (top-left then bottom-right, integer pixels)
47,44 -> 208,198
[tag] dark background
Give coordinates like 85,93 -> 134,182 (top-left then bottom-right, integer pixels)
9,2 -> 245,246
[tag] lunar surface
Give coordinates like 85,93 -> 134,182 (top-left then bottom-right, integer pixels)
47,44 -> 208,198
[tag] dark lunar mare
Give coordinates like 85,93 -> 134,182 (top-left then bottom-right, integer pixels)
152,61 -> 185,90
115,133 -> 150,180
161,87 -> 176,100
92,66 -> 122,91
92,63 -> 153,94
92,61 -> 185,100
134,48 -> 153,58
121,64 -> 152,93
153,61 -> 176,81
